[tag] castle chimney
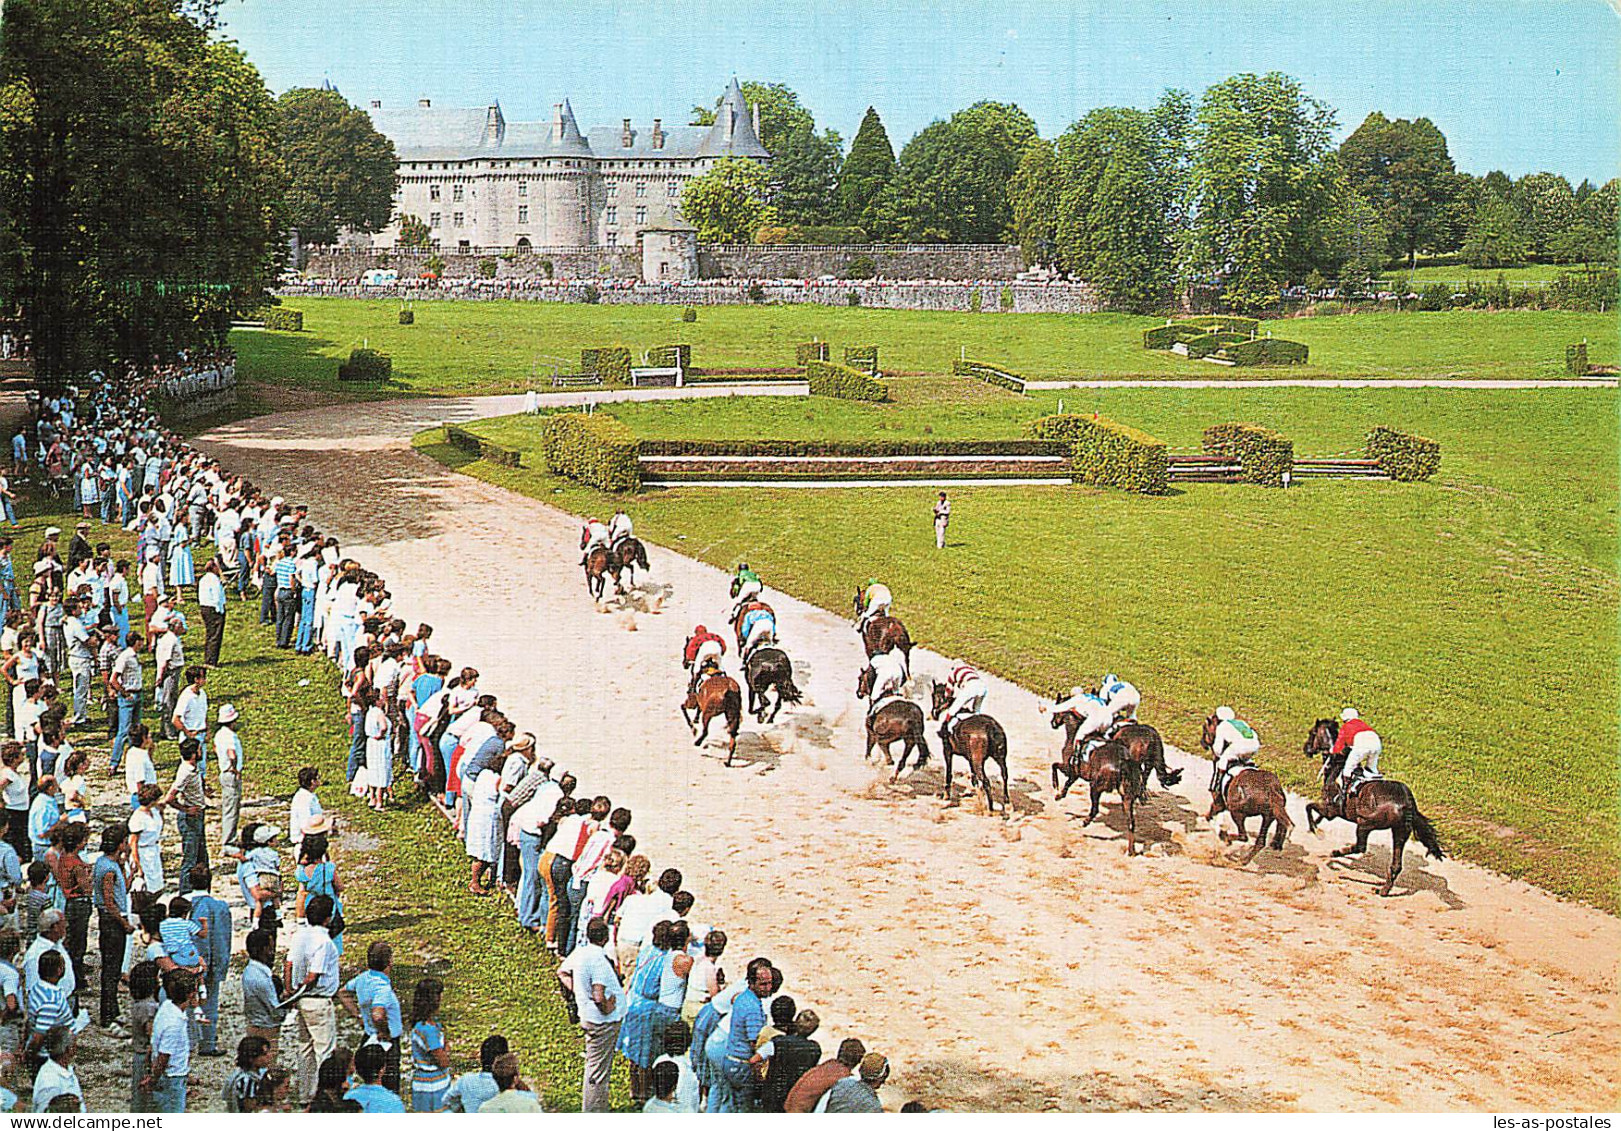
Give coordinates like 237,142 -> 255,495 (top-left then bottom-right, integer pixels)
752,103 -> 761,137
553,103 -> 564,133
418,97 -> 431,108
622,118 -> 633,147
652,118 -> 664,149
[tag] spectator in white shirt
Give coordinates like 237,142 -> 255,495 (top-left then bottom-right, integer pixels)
286,893 -> 341,1104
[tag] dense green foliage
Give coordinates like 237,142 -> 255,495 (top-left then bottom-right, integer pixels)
397,213 -> 431,249
639,437 -> 1066,456
445,423 -> 520,466
837,107 -> 897,230
679,157 -> 775,242
397,308 -> 414,325
1027,412 -> 1168,493
842,345 -> 878,374
580,345 -> 632,384
806,358 -> 888,401
867,102 -> 1038,243
645,343 -> 691,369
951,357 -> 1027,393
1339,112 -> 1461,268
0,0 -> 286,385
261,307 -> 304,332
337,346 -> 391,381
1567,342 -> 1589,376
230,300 -> 1620,396
1365,425 -> 1441,480
277,85 -> 398,247
1203,422 -> 1294,486
709,82 -> 843,227
1221,337 -> 1309,366
794,341 -> 830,366
539,412 -> 641,491
423,382 -> 1619,909
1462,193 -> 1533,268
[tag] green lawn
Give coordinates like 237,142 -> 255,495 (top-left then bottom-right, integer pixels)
12,503 -> 628,1110
232,298 -> 1619,396
1391,263 -> 1571,284
420,380 -> 1621,911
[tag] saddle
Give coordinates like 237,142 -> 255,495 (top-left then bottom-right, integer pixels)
1216,759 -> 1257,795
1340,769 -> 1382,808
867,693 -> 905,720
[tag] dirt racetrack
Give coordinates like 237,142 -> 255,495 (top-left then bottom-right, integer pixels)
195,396 -> 1621,1112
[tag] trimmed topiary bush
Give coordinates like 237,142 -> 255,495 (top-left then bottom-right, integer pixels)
398,309 -> 414,325
262,308 -> 304,332
580,346 -> 633,384
682,306 -> 697,323
1220,337 -> 1309,366
444,425 -> 519,467
640,438 -> 1068,457
843,346 -> 879,375
795,341 -> 830,366
1184,331 -> 1249,359
1203,423 -> 1294,487
540,412 -> 641,492
952,358 -> 1026,394
646,344 -> 691,370
1143,315 -> 1260,350
337,348 -> 391,382
1366,426 -> 1441,482
806,359 -> 888,402
1567,342 -> 1590,375
1027,413 -> 1168,494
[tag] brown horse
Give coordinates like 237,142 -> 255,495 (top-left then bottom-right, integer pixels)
1198,713 -> 1292,863
928,682 -> 1010,817
610,537 -> 650,587
1109,721 -> 1183,789
583,545 -> 619,599
1050,709 -> 1147,854
682,670 -> 742,765
1303,719 -> 1445,896
860,615 -> 913,666
856,664 -> 929,778
731,600 -> 774,650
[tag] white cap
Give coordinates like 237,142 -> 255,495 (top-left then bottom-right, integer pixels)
1216,706 -> 1235,721
253,824 -> 282,845
1072,686 -> 1086,699
218,704 -> 239,724
1340,707 -> 1359,722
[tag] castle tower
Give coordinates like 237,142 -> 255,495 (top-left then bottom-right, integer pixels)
698,78 -> 770,160
542,98 -> 593,245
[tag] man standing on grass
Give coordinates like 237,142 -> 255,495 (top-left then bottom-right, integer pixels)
164,739 -> 208,895
558,917 -> 624,1113
287,893 -> 340,1105
62,597 -> 93,728
197,559 -> 226,667
188,865 -> 230,1057
171,666 -> 208,774
214,705 -> 243,851
933,491 -> 951,549
153,617 -> 185,741
108,630 -> 142,773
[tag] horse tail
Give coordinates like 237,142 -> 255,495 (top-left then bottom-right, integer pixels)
777,673 -> 803,705
636,541 -> 649,570
1123,754 -> 1149,803
723,685 -> 743,736
1407,795 -> 1445,860
1149,731 -> 1182,788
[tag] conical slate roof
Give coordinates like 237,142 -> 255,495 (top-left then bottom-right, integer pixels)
698,77 -> 770,158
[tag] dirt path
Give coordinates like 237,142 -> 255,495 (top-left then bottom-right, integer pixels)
194,397 -> 1621,1113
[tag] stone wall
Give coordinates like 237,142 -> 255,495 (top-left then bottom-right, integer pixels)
276,280 -> 1101,315
304,242 -> 1026,283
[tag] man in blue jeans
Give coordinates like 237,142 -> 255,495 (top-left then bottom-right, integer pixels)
145,969 -> 196,1111
188,864 -> 231,1056
272,548 -> 299,649
108,631 -> 143,772
165,740 -> 208,895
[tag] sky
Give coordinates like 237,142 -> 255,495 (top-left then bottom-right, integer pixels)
220,0 -> 1621,183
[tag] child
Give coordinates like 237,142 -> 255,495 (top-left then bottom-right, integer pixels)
223,1035 -> 273,1113
259,1066 -> 293,1112
653,1019 -> 701,1113
22,864 -> 49,945
157,896 -> 205,977
409,978 -> 451,1113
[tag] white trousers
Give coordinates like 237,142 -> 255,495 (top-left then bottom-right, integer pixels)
1341,732 -> 1382,779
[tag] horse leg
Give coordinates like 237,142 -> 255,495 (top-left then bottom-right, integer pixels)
1232,813 -> 1250,843
1124,791 -> 1137,856
1000,757 -> 1010,817
1305,803 -> 1323,833
767,685 -> 783,724
941,747 -> 955,803
1082,782 -> 1101,826
1381,822 -> 1409,897
1243,815 -> 1271,864
694,709 -> 712,748
1331,824 -> 1371,859
680,702 -> 693,730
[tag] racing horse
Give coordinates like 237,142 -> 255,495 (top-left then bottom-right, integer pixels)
745,647 -> 802,724
582,545 -> 619,600
855,664 -> 930,779
1198,713 -> 1292,863
1303,719 -> 1445,896
682,668 -> 742,765
1109,720 -> 1183,790
610,537 -> 650,588
731,600 -> 774,651
859,614 -> 914,667
928,682 -> 1011,818
1050,708 -> 1147,854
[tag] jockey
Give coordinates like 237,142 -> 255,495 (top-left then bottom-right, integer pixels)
1098,673 -> 1140,721
856,579 -> 892,633
1049,686 -> 1112,745
683,625 -> 727,693
865,649 -> 908,712
1209,706 -> 1261,794
940,662 -> 989,733
740,607 -> 776,659
728,562 -> 762,622
580,516 -> 610,564
1331,708 -> 1382,801
608,509 -> 633,547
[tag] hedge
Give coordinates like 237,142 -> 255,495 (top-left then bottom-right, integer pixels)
1142,316 -> 1260,350
1220,337 -> 1309,366
682,306 -> 697,323
540,412 -> 641,492
1184,331 -> 1250,360
444,425 -> 520,468
1567,343 -> 1589,376
639,438 -> 1069,457
1366,426 -> 1441,482
337,348 -> 391,382
1202,422 -> 1294,487
843,345 -> 879,375
951,358 -> 1026,393
1026,413 -> 1168,494
646,344 -> 691,370
580,346 -> 632,384
795,341 -> 830,366
262,308 -> 303,332
680,372 -> 805,385
398,309 -> 414,325
806,359 -> 888,402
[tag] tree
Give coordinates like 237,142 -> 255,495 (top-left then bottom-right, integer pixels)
690,82 -> 842,227
277,86 -> 397,246
875,101 -> 1038,243
1510,172 -> 1578,259
838,107 -> 896,228
1339,112 -> 1459,267
397,213 -> 431,249
1186,72 -> 1339,309
679,157 -> 775,242
1008,140 -> 1059,267
1461,194 -> 1530,268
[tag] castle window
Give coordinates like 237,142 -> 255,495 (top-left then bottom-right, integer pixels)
635,182 -> 647,198
517,206 -> 528,224
607,182 -> 618,199
429,212 -> 441,228
666,178 -> 679,196
429,185 -> 441,201
606,206 -> 617,225
452,185 -> 464,202
518,182 -> 527,198
453,212 -> 464,227
606,231 -> 618,246
635,206 -> 647,225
